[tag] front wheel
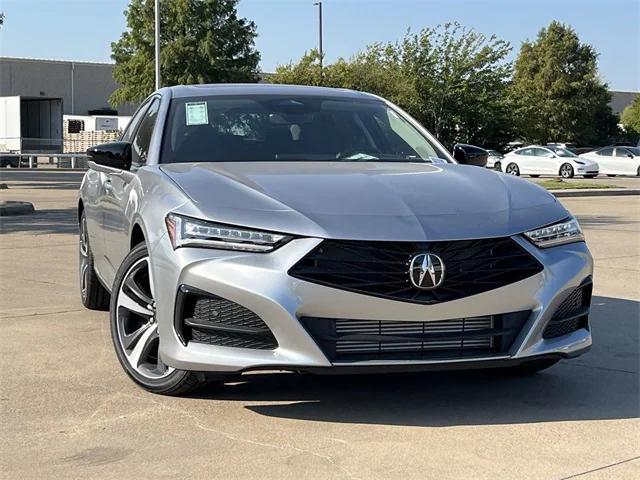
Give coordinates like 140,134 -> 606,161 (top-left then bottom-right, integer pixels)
560,163 -> 574,178
505,163 -> 520,176
110,243 -> 202,395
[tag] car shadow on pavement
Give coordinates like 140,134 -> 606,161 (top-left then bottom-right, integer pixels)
195,296 -> 639,427
0,208 -> 78,235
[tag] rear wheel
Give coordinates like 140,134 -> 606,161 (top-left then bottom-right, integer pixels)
560,163 -> 574,178
529,174 -> 540,178
494,161 -> 502,172
110,243 -> 202,395
79,211 -> 110,310
607,174 -> 617,177
505,163 -> 519,176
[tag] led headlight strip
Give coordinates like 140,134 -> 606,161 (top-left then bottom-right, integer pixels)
165,213 -> 292,252
523,216 -> 585,248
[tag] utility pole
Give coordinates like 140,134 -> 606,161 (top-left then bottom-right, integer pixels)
154,0 -> 161,90
313,1 -> 323,84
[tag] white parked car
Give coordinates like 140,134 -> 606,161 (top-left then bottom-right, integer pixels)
501,146 -> 599,178
579,146 -> 640,176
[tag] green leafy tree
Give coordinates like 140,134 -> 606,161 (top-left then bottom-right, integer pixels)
270,23 -> 514,149
509,21 -> 618,145
110,0 -> 260,106
621,96 -> 640,135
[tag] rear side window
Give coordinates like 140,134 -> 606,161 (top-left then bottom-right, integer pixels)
597,147 -> 613,156
131,99 -> 160,165
615,148 -> 630,157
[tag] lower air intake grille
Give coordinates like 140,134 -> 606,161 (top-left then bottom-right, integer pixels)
543,279 -> 592,339
300,311 -> 530,362
176,286 -> 278,350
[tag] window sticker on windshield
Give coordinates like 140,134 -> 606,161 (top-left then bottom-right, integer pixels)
185,102 -> 208,126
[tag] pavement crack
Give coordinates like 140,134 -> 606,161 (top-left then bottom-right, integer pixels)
0,308 -> 85,320
146,398 -> 363,480
564,362 -> 637,375
557,455 -> 640,479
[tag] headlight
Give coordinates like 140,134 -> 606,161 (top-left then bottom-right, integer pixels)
523,217 -> 584,248
165,213 -> 293,252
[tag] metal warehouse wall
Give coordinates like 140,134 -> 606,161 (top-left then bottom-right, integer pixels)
0,57 -> 136,116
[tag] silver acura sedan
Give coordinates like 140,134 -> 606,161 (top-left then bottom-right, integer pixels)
79,84 -> 593,395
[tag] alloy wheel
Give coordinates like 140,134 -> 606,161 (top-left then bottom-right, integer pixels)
560,164 -> 573,178
115,257 -> 174,380
506,163 -> 519,175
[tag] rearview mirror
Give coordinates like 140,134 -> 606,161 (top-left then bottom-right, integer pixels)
453,144 -> 488,167
87,142 -> 132,170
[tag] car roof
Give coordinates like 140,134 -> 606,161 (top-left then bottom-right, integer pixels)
164,83 -> 381,101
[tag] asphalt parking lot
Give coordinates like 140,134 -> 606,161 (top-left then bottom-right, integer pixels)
1,170 -> 639,480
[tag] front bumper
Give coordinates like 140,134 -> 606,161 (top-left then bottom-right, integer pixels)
152,235 -> 593,373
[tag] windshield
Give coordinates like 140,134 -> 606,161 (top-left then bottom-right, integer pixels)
551,147 -> 577,157
160,95 -> 448,164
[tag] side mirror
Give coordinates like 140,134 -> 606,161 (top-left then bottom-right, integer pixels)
453,144 -> 488,167
87,141 -> 132,170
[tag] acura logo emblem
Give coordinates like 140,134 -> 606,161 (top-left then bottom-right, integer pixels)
409,253 -> 445,290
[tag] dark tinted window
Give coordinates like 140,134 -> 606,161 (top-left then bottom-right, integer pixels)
615,148 -> 632,157
160,95 -> 445,163
132,99 -> 160,165
597,147 -> 614,156
121,100 -> 151,142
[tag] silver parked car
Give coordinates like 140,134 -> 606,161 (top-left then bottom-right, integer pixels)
79,84 -> 593,395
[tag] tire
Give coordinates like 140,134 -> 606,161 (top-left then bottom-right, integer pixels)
110,243 -> 202,396
508,358 -> 560,375
494,161 -> 502,172
505,163 -> 520,176
559,163 -> 574,178
529,175 -> 540,178
607,174 -> 617,177
79,211 -> 110,310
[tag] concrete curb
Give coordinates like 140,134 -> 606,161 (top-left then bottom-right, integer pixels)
550,188 -> 640,198
0,201 -> 35,216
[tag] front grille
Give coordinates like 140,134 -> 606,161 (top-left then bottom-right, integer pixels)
543,279 -> 592,339
289,238 -> 543,305
300,311 -> 530,362
175,286 -> 278,349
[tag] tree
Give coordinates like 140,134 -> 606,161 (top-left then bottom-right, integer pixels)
399,23 -> 514,148
621,97 -> 640,135
270,23 -> 514,149
509,21 -> 618,145
110,0 -> 260,106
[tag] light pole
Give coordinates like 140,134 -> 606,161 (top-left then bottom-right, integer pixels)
154,0 -> 160,90
313,1 -> 323,84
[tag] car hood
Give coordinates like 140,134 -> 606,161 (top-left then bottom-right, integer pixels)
160,162 -> 568,241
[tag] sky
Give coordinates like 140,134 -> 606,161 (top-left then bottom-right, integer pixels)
0,0 -> 638,91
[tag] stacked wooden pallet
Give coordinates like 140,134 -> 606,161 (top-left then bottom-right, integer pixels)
63,130 -> 121,153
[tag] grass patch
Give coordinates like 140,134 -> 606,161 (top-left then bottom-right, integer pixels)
537,179 -> 619,190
